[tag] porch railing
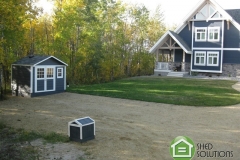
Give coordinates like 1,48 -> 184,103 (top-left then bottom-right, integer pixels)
156,62 -> 169,70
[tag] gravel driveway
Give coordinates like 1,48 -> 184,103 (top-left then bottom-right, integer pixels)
1,93 -> 240,160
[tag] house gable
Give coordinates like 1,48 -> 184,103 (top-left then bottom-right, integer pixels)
175,0 -> 240,34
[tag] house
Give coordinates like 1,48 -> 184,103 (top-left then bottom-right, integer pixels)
150,0 -> 240,77
171,138 -> 194,158
11,55 -> 68,97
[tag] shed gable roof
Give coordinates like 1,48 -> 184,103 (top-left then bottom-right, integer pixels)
13,55 -> 68,66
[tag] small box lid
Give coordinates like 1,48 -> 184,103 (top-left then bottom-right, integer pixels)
74,117 -> 94,126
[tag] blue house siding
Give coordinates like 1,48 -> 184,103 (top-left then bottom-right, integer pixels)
186,54 -> 191,63
223,50 -> 240,64
223,22 -> 240,48
193,21 -> 222,48
175,49 -> 191,63
178,25 -> 192,49
192,50 -> 222,72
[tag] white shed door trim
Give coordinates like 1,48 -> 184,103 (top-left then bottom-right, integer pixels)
35,66 -> 55,93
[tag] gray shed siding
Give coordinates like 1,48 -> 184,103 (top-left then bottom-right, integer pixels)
37,80 -> 45,91
223,21 -> 240,48
193,21 -> 222,48
12,65 -> 31,97
56,67 -> 65,91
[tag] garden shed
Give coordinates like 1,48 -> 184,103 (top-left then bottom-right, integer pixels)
11,55 -> 68,97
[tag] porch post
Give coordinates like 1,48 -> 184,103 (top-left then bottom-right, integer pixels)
156,49 -> 159,69
182,50 -> 186,72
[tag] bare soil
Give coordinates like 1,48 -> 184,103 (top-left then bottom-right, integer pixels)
1,93 -> 240,160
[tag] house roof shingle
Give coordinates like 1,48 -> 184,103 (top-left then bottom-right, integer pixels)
168,31 -> 191,53
225,9 -> 240,25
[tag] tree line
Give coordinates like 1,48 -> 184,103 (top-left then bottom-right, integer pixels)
0,0 -> 166,92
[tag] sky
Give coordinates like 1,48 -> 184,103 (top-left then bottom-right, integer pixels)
37,0 -> 240,26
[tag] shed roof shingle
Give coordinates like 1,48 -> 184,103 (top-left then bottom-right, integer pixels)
13,55 -> 50,65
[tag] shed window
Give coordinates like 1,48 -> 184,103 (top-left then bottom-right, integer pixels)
195,28 -> 207,41
47,68 -> 53,78
37,68 -> 44,78
57,68 -> 63,78
195,51 -> 206,66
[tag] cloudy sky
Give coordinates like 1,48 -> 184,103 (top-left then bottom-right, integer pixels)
37,0 -> 240,25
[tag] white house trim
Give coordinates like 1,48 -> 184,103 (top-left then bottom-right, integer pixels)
223,48 -> 240,51
221,20 -> 224,73
193,47 -> 221,50
191,69 -> 222,73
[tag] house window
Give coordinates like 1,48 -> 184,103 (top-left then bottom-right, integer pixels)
195,51 -> 206,66
207,52 -> 219,66
208,27 -> 220,41
37,68 -> 44,78
195,28 -> 207,41
47,68 -> 53,78
57,68 -> 63,78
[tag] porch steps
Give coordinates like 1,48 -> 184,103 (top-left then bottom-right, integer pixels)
167,72 -> 188,77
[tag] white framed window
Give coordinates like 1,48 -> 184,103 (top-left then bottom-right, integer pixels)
195,51 -> 206,66
37,68 -> 44,79
47,68 -> 54,78
57,68 -> 63,78
195,27 -> 207,41
207,52 -> 219,66
208,27 -> 220,41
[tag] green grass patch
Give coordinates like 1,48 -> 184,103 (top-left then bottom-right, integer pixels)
67,77 -> 240,106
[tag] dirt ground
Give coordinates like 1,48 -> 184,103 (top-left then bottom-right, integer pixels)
1,92 -> 240,160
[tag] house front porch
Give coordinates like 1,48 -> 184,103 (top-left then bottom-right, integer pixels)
154,62 -> 190,77
150,30 -> 192,77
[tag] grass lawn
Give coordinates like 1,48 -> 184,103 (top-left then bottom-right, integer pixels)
67,77 -> 240,106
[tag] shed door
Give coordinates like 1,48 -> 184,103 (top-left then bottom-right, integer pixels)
35,66 -> 55,92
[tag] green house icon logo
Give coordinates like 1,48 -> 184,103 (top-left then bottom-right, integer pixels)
170,136 -> 195,160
